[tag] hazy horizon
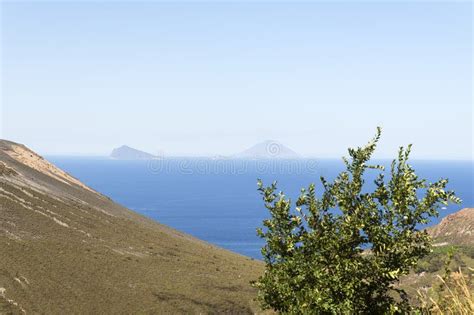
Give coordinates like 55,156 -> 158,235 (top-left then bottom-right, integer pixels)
1,1 -> 472,159
39,141 -> 474,161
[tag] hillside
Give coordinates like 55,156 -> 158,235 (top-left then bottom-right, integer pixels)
234,140 -> 300,159
0,140 -> 263,314
399,208 -> 474,299
429,208 -> 474,245
110,145 -> 157,160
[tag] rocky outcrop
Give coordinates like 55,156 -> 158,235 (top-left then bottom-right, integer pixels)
429,208 -> 474,245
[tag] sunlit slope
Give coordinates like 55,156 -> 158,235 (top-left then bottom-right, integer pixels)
429,207 -> 474,245
0,140 -> 262,314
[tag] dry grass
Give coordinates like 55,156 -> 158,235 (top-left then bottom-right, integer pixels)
418,268 -> 474,314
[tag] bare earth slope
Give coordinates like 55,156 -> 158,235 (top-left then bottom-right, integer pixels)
428,207 -> 474,245
0,140 -> 263,314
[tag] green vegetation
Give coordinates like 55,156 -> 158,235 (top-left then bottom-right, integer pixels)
254,128 -> 460,314
415,246 -> 474,274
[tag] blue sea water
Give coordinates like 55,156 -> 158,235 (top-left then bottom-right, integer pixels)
48,157 -> 473,259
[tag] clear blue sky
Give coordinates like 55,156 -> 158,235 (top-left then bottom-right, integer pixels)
1,1 -> 472,159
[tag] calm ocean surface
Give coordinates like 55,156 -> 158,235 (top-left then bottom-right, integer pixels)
48,157 -> 473,259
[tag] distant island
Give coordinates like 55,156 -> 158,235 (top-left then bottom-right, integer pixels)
234,140 -> 301,159
110,145 -> 157,160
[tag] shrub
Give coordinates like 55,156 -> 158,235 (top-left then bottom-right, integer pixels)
415,256 -> 444,274
460,246 -> 474,259
253,128 -> 460,314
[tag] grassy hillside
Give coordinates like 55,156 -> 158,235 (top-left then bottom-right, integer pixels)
0,140 -> 263,314
400,208 -> 474,303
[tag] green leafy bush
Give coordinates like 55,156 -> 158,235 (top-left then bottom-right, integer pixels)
254,128 -> 460,314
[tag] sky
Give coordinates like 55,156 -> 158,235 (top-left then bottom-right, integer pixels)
1,1 -> 472,159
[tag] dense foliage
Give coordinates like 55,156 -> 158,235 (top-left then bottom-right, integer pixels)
254,128 -> 460,314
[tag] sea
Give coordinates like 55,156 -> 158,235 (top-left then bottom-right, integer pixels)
48,157 -> 473,259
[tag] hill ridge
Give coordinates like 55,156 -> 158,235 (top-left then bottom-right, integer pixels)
429,207 -> 474,245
